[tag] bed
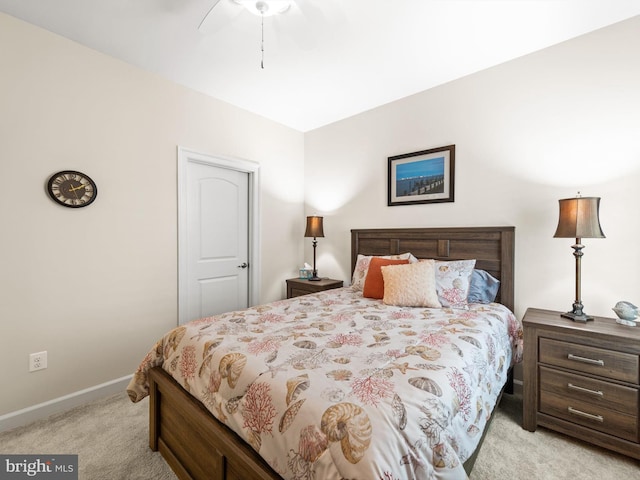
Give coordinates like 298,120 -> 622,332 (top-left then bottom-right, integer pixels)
127,226 -> 521,480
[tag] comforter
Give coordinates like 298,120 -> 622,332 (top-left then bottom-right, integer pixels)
128,287 -> 523,480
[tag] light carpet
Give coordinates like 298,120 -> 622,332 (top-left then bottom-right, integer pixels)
0,391 -> 638,479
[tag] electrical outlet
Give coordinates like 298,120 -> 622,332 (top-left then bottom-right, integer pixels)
29,351 -> 47,372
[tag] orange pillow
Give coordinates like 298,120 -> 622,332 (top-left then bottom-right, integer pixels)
363,257 -> 410,299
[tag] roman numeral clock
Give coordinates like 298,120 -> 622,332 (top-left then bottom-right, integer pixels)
47,170 -> 97,208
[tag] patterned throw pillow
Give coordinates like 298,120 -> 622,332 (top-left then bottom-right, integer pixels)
434,259 -> 476,308
351,253 -> 415,291
380,260 -> 441,308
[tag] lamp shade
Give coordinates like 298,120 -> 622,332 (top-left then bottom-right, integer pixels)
304,216 -> 324,238
553,197 -> 605,239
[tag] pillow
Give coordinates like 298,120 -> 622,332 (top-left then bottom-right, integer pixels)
380,260 -> 441,308
351,253 -> 416,291
362,258 -> 410,299
434,259 -> 476,309
467,269 -> 500,304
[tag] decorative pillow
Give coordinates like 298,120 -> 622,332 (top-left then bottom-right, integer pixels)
434,259 -> 476,308
351,253 -> 416,290
467,269 -> 500,304
363,258 -> 410,299
381,260 -> 441,308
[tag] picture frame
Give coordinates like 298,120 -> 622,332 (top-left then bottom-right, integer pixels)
388,144 -> 455,206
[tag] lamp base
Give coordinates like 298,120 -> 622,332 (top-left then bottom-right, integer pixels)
308,275 -> 321,282
560,312 -> 593,323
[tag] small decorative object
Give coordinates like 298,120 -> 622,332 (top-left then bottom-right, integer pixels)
388,145 -> 455,206
612,301 -> 638,326
304,216 -> 324,281
553,193 -> 605,322
47,170 -> 97,208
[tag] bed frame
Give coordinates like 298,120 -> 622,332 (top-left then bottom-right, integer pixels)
148,226 -> 515,480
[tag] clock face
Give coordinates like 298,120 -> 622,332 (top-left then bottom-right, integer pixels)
47,170 -> 97,208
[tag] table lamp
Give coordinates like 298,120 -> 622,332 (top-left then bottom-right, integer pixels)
553,194 -> 605,322
304,216 -> 324,281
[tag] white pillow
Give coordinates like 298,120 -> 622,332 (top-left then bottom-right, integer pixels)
381,260 -> 441,308
351,253 -> 416,291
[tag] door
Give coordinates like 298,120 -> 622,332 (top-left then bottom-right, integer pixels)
178,148 -> 260,325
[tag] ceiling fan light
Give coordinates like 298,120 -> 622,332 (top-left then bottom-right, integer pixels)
232,0 -> 292,17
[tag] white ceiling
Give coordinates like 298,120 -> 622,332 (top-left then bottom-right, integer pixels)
2,1 -> 640,132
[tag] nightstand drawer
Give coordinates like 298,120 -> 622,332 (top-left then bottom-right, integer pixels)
539,366 -> 638,416
289,287 -> 313,298
540,338 -> 639,383
540,390 -> 638,442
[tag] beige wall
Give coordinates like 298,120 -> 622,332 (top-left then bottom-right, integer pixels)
305,16 -> 640,324
2,12 -> 639,417
0,13 -> 304,415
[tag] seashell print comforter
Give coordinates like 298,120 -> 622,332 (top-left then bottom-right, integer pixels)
127,287 -> 523,480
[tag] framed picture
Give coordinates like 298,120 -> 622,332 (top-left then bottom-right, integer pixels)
388,145 -> 455,206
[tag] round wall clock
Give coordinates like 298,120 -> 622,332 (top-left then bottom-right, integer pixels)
47,170 -> 97,208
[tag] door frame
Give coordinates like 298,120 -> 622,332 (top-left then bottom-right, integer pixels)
177,146 -> 261,325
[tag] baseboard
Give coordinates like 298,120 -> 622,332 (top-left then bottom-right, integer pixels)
512,378 -> 523,395
0,374 -> 133,433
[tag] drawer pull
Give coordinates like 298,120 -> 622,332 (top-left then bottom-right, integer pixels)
567,383 -> 604,397
568,406 -> 604,423
567,353 -> 604,366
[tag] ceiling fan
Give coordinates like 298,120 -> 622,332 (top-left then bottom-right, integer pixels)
198,0 -> 295,68
198,0 -> 344,68
199,0 -> 293,30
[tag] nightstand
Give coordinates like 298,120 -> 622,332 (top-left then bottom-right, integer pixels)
286,278 -> 343,299
522,307 -> 640,460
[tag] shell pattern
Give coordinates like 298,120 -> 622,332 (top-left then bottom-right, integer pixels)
202,338 -> 224,357
408,376 -> 443,397
406,344 -> 442,361
392,394 -> 407,430
321,402 -> 372,464
164,327 -> 186,357
279,399 -> 305,433
286,374 -> 310,405
218,352 -> 247,389
298,424 -> 329,463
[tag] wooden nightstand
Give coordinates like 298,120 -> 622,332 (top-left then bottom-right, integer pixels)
522,307 -> 640,459
286,278 -> 343,299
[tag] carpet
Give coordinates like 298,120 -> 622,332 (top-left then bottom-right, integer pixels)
0,391 -> 637,479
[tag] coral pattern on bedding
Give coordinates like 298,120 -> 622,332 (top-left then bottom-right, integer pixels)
128,287 -> 523,480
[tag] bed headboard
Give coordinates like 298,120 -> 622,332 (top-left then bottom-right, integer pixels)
351,226 -> 515,312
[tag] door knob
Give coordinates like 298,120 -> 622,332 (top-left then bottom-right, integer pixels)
238,262 -> 249,269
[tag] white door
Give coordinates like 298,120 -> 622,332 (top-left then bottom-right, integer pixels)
178,148 -> 260,325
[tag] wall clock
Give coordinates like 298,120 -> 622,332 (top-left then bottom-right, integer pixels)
47,170 -> 97,208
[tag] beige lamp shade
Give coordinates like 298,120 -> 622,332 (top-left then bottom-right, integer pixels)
553,197 -> 605,239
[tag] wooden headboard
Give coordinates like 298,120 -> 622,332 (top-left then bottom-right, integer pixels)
351,226 -> 515,312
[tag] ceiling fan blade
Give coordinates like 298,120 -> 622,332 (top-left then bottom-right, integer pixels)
198,0 -> 249,36
198,0 -> 223,31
